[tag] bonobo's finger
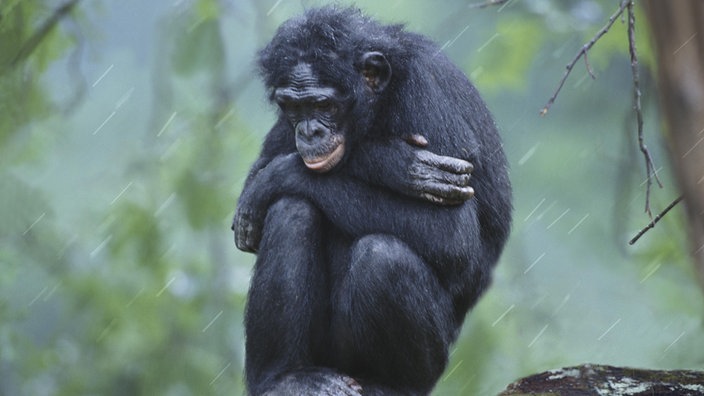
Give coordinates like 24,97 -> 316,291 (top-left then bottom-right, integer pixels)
431,183 -> 474,201
404,134 -> 429,148
432,156 -> 473,174
419,192 -> 447,205
424,181 -> 475,203
237,231 -> 259,253
413,161 -> 471,187
436,171 -> 471,188
420,192 -> 467,206
417,150 -> 473,174
234,225 -> 253,252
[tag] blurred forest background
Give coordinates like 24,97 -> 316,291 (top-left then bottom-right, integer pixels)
1,0 -> 703,395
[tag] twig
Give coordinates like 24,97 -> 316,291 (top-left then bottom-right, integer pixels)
583,51 -> 596,79
629,195 -> 684,245
627,0 -> 663,217
61,15 -> 87,114
11,0 -> 81,66
469,0 -> 511,9
540,0 -> 630,116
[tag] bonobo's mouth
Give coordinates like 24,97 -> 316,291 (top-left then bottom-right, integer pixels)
303,142 -> 345,173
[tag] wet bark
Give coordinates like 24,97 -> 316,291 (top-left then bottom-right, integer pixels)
642,1 -> 704,291
500,364 -> 704,396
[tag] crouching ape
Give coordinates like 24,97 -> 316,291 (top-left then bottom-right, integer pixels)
232,6 -> 512,395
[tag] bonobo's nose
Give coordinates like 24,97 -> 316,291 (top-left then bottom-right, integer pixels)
297,120 -> 327,142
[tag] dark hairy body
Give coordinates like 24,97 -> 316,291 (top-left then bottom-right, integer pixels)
232,6 -> 512,395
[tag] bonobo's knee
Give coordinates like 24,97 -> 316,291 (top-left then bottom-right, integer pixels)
350,234 -> 424,280
353,234 -> 416,263
266,197 -> 319,227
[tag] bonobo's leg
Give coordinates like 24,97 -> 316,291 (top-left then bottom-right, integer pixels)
332,234 -> 456,394
244,197 -> 334,394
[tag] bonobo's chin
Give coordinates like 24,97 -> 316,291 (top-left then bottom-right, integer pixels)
302,143 -> 346,173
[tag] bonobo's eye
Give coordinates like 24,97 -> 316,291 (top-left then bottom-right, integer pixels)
278,100 -> 300,115
314,99 -> 336,114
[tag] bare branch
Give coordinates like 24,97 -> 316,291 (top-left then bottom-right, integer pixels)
540,0 -> 630,116
11,0 -> 81,66
627,0 -> 663,217
583,51 -> 596,80
469,0 -> 511,9
628,195 -> 683,245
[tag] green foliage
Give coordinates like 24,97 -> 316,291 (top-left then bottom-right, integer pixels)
177,168 -> 231,230
1,2 -> 247,394
170,19 -> 225,77
0,1 -> 77,149
108,202 -> 165,268
471,18 -> 545,91
0,174 -> 51,237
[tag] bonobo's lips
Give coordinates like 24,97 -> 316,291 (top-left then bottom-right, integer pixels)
303,142 -> 345,173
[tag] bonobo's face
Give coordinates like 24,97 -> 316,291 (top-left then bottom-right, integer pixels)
275,63 -> 348,173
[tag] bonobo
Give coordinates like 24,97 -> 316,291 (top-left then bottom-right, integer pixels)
232,6 -> 512,395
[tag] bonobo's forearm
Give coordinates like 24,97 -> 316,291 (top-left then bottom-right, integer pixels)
241,121 -> 298,190
343,139 -> 415,189
345,138 -> 475,205
236,154 -> 479,260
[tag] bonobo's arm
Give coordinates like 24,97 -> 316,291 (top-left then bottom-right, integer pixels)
244,121 -> 474,206
239,120 -> 296,192
234,153 -> 479,261
344,135 -> 474,205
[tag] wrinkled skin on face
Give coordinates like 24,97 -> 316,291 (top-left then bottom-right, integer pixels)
275,64 -> 347,173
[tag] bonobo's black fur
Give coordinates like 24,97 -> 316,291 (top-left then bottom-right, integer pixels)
232,6 -> 512,395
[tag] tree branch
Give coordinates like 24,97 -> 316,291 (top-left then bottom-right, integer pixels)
11,0 -> 80,66
629,195 -> 683,245
627,0 -> 663,217
540,0 -> 630,116
469,0 -> 511,9
536,0 -> 665,222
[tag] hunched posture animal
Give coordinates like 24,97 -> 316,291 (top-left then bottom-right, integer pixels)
233,6 -> 512,395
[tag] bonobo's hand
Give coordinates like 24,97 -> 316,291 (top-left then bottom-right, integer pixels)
232,170 -> 270,253
404,134 -> 475,205
232,204 -> 262,253
409,151 -> 474,205
232,154 -> 299,253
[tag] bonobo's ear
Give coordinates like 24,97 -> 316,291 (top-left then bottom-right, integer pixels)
360,51 -> 391,93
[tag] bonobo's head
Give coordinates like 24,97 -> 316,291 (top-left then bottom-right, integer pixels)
258,7 -> 398,173
270,56 -> 390,172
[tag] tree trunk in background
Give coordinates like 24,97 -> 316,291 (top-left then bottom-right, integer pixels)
643,1 -> 704,292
